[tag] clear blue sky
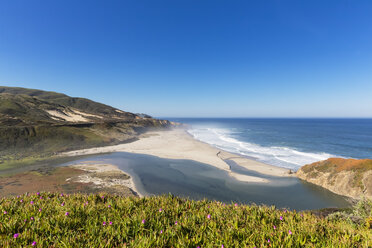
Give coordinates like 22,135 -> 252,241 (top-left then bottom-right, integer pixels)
1,1 -> 371,117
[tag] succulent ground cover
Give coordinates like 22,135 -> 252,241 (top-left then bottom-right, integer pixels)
0,193 -> 371,247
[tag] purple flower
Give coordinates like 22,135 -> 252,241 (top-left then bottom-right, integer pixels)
234,203 -> 238,207
31,217 -> 34,220
3,211 -> 7,214
268,239 -> 270,243
141,219 -> 145,224
39,208 -> 42,212
273,225 -> 276,230
160,230 -> 163,234
109,221 -> 112,225
101,195 -> 105,199
175,221 -> 178,225
37,192 -> 40,195
24,219 -> 27,222
108,205 -> 111,208
61,202 -> 65,206
20,199 -> 24,203
221,245 -> 224,248
13,233 -> 19,238
40,196 -> 43,199
60,193 -> 64,197
207,214 -> 211,219
103,221 -> 106,226
289,230 -> 293,235
65,212 -> 69,216
30,201 -> 34,205
280,216 -> 283,221
32,241 -> 37,246
159,208 -> 162,212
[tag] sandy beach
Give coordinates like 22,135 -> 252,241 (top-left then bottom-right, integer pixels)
61,128 -> 292,184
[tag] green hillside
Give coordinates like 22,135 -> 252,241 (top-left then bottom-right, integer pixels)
0,86 -> 171,170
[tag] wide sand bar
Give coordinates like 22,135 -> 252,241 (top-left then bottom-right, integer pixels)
61,128 -> 292,183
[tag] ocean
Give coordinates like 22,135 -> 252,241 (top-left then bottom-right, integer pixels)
168,118 -> 372,170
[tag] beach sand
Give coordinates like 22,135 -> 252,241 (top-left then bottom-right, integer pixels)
62,128 -> 292,184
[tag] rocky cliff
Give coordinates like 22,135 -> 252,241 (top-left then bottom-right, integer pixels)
297,158 -> 372,200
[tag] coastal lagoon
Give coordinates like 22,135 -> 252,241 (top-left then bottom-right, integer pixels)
63,152 -> 350,211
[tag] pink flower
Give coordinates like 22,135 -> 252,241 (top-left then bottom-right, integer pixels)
60,193 -> 64,197
3,211 -> 7,214
109,221 -> 113,225
30,201 -> 34,205
159,208 -> 162,212
221,245 -> 224,248
273,225 -> 276,230
37,192 -> 40,195
280,216 -> 283,221
175,221 -> 178,225
160,230 -> 163,234
39,208 -> 42,212
13,233 -> 19,238
234,203 -> 238,207
40,196 -> 43,199
108,205 -> 111,208
268,239 -> 270,243
20,199 -> 23,203
289,230 -> 292,235
103,221 -> 106,226
61,202 -> 65,206
65,212 -> 69,216
207,214 -> 211,219
141,219 -> 145,224
32,241 -> 37,246
31,217 -> 34,220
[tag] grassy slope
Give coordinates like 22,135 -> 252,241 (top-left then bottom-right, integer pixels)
0,194 -> 371,247
299,158 -> 372,190
0,86 -> 170,169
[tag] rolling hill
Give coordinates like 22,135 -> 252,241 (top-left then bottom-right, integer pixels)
0,86 -> 171,168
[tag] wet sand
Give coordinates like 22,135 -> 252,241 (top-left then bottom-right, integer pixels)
61,128 -> 292,183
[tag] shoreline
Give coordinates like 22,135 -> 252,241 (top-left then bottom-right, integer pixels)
68,162 -> 143,197
60,128 -> 292,190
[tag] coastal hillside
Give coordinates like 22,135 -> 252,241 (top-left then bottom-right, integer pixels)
0,86 -> 171,169
297,158 -> 372,199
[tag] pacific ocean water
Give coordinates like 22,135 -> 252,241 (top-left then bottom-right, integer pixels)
167,118 -> 372,170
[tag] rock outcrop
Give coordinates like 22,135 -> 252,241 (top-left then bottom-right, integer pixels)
297,158 -> 372,199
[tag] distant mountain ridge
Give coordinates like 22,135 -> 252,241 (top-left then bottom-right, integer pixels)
0,86 -> 171,168
0,86 -> 139,126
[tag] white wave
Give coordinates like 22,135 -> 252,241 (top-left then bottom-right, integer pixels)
187,127 -> 336,170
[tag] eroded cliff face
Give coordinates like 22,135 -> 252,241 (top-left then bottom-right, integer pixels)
296,158 -> 372,199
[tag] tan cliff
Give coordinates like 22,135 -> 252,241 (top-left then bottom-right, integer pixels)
296,158 -> 372,200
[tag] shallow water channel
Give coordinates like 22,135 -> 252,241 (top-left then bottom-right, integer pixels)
61,152 -> 350,211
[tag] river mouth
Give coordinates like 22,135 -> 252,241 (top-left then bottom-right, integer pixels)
61,152 -> 350,211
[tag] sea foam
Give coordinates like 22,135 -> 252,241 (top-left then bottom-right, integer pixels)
187,127 -> 335,170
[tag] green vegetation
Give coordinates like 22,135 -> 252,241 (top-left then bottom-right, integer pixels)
0,194 -> 371,247
0,86 -> 171,169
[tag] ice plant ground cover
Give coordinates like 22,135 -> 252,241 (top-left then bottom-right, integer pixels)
0,193 -> 371,247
